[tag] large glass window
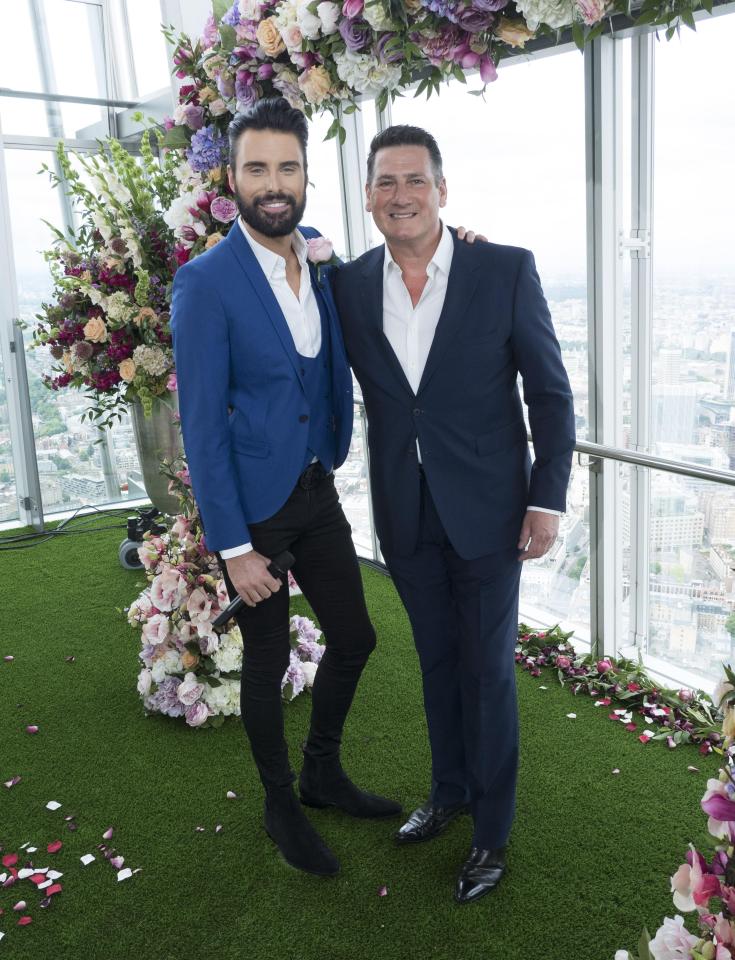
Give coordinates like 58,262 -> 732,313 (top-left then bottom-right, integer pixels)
305,111 -> 347,258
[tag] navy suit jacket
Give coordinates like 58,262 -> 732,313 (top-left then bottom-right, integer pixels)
333,228 -> 576,560
171,224 -> 353,553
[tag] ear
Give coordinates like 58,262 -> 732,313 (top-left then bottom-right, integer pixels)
364,181 -> 372,213
438,176 -> 447,209
227,165 -> 236,194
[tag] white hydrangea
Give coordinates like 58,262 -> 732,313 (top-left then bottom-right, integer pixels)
132,344 -> 171,377
211,635 -> 243,674
107,290 -> 135,323
203,679 -> 240,716
334,49 -> 401,96
316,1 -> 339,33
296,0 -> 322,39
151,648 -> 183,683
513,0 -> 575,28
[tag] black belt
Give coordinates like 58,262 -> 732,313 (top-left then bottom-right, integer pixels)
298,461 -> 329,490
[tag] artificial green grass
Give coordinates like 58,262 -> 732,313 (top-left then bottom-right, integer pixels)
1,516 -> 719,960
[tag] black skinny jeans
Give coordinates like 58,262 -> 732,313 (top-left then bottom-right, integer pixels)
218,472 -> 376,792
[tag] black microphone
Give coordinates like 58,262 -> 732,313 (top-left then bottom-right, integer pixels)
213,550 -> 295,628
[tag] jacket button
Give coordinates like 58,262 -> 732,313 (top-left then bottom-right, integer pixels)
413,408 -> 422,416
299,414 -> 309,423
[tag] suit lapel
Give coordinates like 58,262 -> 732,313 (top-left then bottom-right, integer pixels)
360,246 -> 415,397
225,224 -> 304,388
417,231 -> 482,395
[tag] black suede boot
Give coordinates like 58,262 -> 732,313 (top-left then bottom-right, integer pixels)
299,753 -> 402,819
264,784 -> 340,876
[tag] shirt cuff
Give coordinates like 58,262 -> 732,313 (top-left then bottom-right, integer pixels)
219,542 -> 254,559
527,506 -> 563,517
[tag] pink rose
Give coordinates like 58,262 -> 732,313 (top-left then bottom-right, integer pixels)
596,658 -> 613,673
150,568 -> 187,612
210,196 -> 238,223
185,701 -> 210,727
177,671 -> 205,706
556,655 -> 571,669
142,613 -> 170,646
166,373 -> 177,392
306,236 -> 334,264
342,0 -> 364,15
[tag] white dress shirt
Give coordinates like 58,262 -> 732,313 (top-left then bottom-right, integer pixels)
382,223 -> 561,519
220,221 -> 322,560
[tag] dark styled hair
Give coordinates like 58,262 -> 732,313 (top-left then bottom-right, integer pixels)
366,124 -> 443,185
228,98 -> 309,174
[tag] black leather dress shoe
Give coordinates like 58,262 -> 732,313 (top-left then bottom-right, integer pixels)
299,755 -> 402,819
394,800 -> 469,844
454,847 -> 506,904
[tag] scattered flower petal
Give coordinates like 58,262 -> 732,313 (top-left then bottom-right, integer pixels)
37,879 -> 52,890
66,822 -> 78,832
46,883 -> 62,896
30,874 -> 48,885
46,871 -> 62,880
17,916 -> 32,926
25,725 -> 39,734
25,847 -> 36,853
538,685 -> 547,690
80,855 -> 95,866
64,656 -> 76,663
194,826 -> 205,832
226,790 -> 238,799
17,869 -> 35,879
46,840 -> 62,854
2,854 -> 18,868
3,656 -> 13,662
638,732 -> 652,743
612,768 -> 620,774
102,827 -> 114,840
13,901 -> 26,911
688,765 -> 700,773
116,868 -> 133,882
45,801 -> 61,811
4,776 -> 21,789
566,713 -> 577,719
215,824 -> 223,833
625,723 -> 637,731
378,885 -> 388,897
38,898 -> 52,909
110,856 -> 124,869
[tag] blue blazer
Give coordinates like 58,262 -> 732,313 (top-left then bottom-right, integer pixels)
333,229 -> 576,561
171,224 -> 353,553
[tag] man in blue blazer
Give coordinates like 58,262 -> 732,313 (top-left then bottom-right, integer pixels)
171,100 -> 400,879
333,125 -> 576,904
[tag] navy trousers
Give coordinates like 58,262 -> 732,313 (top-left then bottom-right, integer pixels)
384,472 -> 522,849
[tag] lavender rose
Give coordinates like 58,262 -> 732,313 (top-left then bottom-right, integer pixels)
456,6 -> 499,30
182,104 -> 205,130
338,17 -> 372,52
185,701 -> 210,727
210,196 -> 239,223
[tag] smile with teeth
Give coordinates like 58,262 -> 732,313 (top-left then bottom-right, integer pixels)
260,201 -> 291,212
389,212 -> 416,219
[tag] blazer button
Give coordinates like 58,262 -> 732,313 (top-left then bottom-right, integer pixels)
412,408 -> 422,416
299,414 -> 309,423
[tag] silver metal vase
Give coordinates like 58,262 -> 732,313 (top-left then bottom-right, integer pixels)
128,395 -> 183,516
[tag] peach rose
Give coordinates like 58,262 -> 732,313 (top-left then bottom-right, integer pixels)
119,359 -> 137,382
134,307 -> 157,326
181,650 -> 200,670
83,316 -> 108,343
495,17 -> 536,47
298,65 -> 332,106
206,232 -> 224,249
62,350 -> 74,374
257,17 -> 286,56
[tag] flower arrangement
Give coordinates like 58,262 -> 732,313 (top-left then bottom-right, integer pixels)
31,127 -> 180,427
614,671 -> 735,960
128,460 -> 324,728
516,624 -> 724,753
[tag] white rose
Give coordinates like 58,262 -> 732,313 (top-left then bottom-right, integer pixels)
296,0 -> 322,39
316,1 -> 339,33
151,659 -> 167,683
301,661 -> 318,687
137,668 -> 153,696
177,671 -> 205,706
209,98 -> 228,116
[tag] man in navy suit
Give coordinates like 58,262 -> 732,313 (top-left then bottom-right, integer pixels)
333,125 -> 575,904
171,99 -> 400,878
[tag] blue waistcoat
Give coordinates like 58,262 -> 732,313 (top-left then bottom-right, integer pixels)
300,309 -> 336,472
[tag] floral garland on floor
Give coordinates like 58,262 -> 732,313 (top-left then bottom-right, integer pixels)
516,624 -> 725,754
127,461 -> 324,728
614,675 -> 735,960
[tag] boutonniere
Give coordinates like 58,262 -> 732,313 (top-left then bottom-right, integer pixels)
306,236 -> 340,284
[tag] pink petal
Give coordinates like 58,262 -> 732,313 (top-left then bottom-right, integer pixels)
25,725 -> 39,735
13,900 -> 26,911
638,734 -> 651,743
110,856 -> 124,869
4,655 -> 14,662
102,827 -> 114,840
46,840 -> 63,854
4,776 -> 21,789
30,874 -> 47,886
17,916 -> 32,926
2,854 -> 18,868
46,883 -> 62,896
378,885 -> 388,897
625,723 -> 637,731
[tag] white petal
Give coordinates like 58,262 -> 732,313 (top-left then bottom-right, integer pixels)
117,868 -> 133,882
46,801 -> 62,810
80,854 -> 96,866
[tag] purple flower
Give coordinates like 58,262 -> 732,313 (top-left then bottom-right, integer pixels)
216,72 -> 236,100
151,677 -> 186,717
702,792 -> 735,823
257,63 -> 275,79
201,13 -> 219,49
72,340 -> 94,360
183,104 -> 205,130
185,702 -> 210,727
472,0 -> 509,10
421,0 -> 461,19
186,125 -> 229,173
375,32 -> 402,63
455,6 -> 498,30
235,69 -> 258,107
222,1 -> 241,26
210,196 -> 239,223
339,17 -> 372,52
342,0 -> 364,15
412,26 -> 462,64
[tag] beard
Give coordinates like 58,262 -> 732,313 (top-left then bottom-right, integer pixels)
235,189 -> 307,238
